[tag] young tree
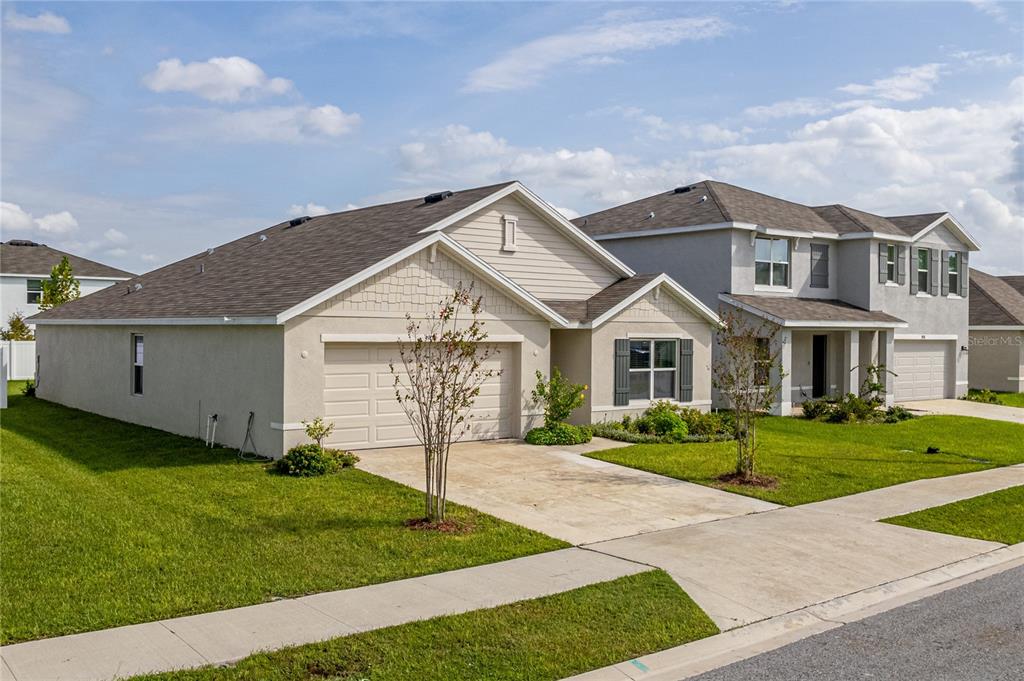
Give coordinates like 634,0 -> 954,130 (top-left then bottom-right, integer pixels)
712,307 -> 786,481
39,256 -> 80,310
391,282 -> 500,523
0,312 -> 34,341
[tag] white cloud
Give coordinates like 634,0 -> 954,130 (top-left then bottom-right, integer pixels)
743,97 -> 835,120
4,10 -> 70,34
288,202 -> 330,217
106,247 -> 128,258
611,106 -> 747,145
464,15 -> 729,92
837,63 -> 944,102
950,49 -> 1016,68
148,104 -> 361,144
966,0 -> 1010,22
143,56 -> 293,102
1,202 -> 79,235
104,228 -> 127,243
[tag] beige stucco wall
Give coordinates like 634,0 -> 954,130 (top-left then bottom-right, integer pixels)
968,330 -> 1024,392
34,323 -> 285,454
446,195 -> 619,301
282,247 -> 550,450
588,289 -> 714,423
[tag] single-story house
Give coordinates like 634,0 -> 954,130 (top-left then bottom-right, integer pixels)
30,182 -> 718,456
968,268 -> 1024,393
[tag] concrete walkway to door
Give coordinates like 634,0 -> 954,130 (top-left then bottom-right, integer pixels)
358,438 -> 778,545
901,399 -> 1024,423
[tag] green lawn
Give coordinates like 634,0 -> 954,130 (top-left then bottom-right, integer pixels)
0,390 -> 565,644
967,389 -> 1024,408
883,486 -> 1024,545
133,570 -> 717,681
587,416 -> 1024,506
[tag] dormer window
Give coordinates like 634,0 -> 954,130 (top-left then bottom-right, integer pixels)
755,237 -> 789,287
501,214 -> 518,252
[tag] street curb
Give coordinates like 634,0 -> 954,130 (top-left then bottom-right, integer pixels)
564,543 -> 1024,681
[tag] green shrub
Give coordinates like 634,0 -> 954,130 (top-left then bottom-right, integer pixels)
532,367 -> 587,428
964,389 -> 999,404
588,423 -> 665,444
883,405 -> 915,423
21,380 -> 36,397
525,422 -> 592,446
800,397 -> 833,420
273,444 -> 359,477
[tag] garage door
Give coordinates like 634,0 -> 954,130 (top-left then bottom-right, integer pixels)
323,343 -> 516,450
894,340 -> 950,401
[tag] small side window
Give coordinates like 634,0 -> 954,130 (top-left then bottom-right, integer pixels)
947,252 -> 959,295
917,248 -> 930,294
131,334 -> 144,395
26,279 -> 42,304
885,244 -> 896,282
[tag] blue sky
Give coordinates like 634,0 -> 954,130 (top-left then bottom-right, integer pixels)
2,1 -> 1022,274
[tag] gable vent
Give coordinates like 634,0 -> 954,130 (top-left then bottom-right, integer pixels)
287,216 -> 311,228
424,191 -> 453,204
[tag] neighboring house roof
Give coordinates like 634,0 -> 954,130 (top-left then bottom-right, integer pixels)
0,241 -> 134,279
574,180 -> 978,248
1001,275 -> 1024,296
969,268 -> 1024,327
720,293 -> 907,328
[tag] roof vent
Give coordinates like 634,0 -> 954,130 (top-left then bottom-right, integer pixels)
6,239 -> 41,247
673,186 -> 692,194
646,211 -> 656,220
287,216 -> 311,228
699,195 -> 708,203
423,191 -> 453,204
259,234 -> 268,242
206,247 -> 215,255
134,283 -> 143,291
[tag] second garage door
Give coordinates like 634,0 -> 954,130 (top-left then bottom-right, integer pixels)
894,340 -> 951,401
323,342 -> 516,450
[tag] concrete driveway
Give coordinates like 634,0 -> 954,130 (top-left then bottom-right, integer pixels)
358,438 -> 777,545
901,399 -> 1024,423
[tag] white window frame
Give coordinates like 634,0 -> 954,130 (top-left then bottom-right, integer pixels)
916,248 -> 930,295
947,252 -> 959,295
754,237 -> 790,289
628,339 -> 677,402
131,334 -> 144,396
885,244 -> 897,282
26,279 -> 43,305
501,214 -> 518,252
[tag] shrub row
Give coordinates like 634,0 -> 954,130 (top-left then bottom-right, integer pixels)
273,444 -> 360,477
801,394 -> 914,424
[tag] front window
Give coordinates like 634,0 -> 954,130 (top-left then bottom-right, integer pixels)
755,238 -> 790,287
754,338 -> 771,386
132,334 -> 144,395
948,252 -> 959,294
916,248 -> 929,293
885,244 -> 896,282
26,279 -> 42,304
629,339 -> 677,401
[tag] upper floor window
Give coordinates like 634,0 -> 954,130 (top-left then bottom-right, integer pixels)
131,334 -> 144,395
629,339 -> 677,400
916,248 -> 930,293
885,244 -> 897,282
947,252 -> 960,294
26,279 -> 42,304
755,237 -> 789,287
810,244 -> 829,288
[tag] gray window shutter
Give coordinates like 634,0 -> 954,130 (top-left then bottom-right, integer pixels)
909,247 -> 918,294
614,339 -> 630,406
940,250 -> 949,296
678,339 -> 694,403
877,243 -> 887,284
811,244 -> 829,288
960,252 -> 969,297
929,248 -> 940,296
897,245 -> 906,285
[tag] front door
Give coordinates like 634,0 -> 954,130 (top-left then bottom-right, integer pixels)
812,335 -> 827,398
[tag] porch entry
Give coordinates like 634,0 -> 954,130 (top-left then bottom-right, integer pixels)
811,335 -> 827,398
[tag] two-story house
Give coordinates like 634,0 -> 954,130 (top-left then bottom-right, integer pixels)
575,181 -> 980,413
30,182 -> 719,456
1,240 -> 134,326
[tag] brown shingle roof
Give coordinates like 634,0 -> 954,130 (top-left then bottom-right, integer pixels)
1001,275 -> 1024,296
969,268 -> 1024,326
30,183 -> 515,322
724,294 -> 906,326
0,241 -> 134,279
575,180 -> 946,240
886,213 -> 946,237
544,274 -> 659,323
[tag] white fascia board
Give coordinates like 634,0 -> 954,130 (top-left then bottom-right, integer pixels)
590,221 -> 755,241
837,232 -> 914,243
894,333 -> 958,340
421,182 -> 634,278
276,232 -> 571,327
321,333 -> 525,343
31,316 -> 277,326
756,226 -> 837,240
588,274 -> 720,328
717,293 -> 907,329
0,273 -> 133,281
911,213 -> 982,251
969,325 -> 1024,331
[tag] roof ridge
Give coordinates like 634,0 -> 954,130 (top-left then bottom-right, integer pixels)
973,271 -> 1024,324
702,181 -> 733,221
971,279 -> 1022,324
573,182 -> 711,223
706,180 -> 816,213
305,180 -> 519,221
834,204 -> 872,232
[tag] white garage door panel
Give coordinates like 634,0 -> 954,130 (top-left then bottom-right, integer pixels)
323,342 -> 515,450
894,340 -> 950,401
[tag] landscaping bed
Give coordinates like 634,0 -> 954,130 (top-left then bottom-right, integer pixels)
964,389 -> 1024,409
882,485 -> 1024,545
586,416 -> 1024,506
132,570 -> 718,681
0,389 -> 565,643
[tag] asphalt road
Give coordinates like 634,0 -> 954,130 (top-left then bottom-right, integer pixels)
691,564 -> 1024,681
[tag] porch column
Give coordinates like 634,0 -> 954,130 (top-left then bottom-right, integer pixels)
842,330 -> 860,395
879,329 -> 896,406
771,328 -> 792,416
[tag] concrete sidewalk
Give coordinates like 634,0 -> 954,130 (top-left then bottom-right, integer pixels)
901,398 -> 1024,423
0,548 -> 649,681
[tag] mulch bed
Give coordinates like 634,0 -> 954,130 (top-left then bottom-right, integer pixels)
403,517 -> 476,534
715,472 -> 779,489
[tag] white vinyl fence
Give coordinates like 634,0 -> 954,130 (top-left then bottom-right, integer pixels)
2,340 -> 36,380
